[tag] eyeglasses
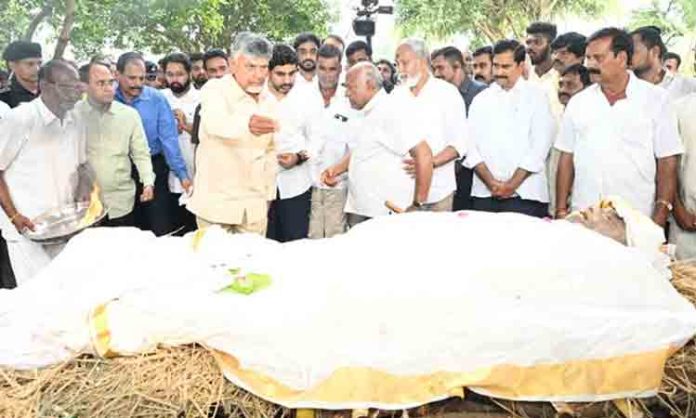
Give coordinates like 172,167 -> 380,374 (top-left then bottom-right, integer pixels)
146,74 -> 158,81
46,81 -> 85,92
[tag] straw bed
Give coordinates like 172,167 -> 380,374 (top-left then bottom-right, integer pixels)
2,261 -> 696,418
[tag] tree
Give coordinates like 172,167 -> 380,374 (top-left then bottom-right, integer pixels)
629,0 -> 696,46
0,0 -> 335,61
396,0 -> 606,45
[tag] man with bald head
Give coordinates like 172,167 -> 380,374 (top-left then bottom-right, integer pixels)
77,61 -> 155,228
322,62 -> 434,226
0,60 -> 88,284
393,38 -> 468,212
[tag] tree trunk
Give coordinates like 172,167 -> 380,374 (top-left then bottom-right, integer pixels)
53,0 -> 76,59
23,2 -> 53,41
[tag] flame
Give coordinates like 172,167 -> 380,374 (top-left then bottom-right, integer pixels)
79,183 -> 103,227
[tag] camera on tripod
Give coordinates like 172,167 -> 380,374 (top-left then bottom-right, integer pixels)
353,0 -> 393,38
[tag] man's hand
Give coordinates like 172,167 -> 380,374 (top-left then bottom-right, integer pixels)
493,181 -> 516,199
11,213 -> 34,233
277,153 -> 299,169
140,185 -> 154,202
173,109 -> 187,133
181,179 -> 193,194
321,167 -> 340,187
249,115 -> 277,136
652,204 -> 670,228
403,158 -> 416,178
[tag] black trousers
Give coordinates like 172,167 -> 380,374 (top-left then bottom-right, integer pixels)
471,197 -> 549,218
453,161 -> 474,211
266,188 -> 311,243
133,154 -> 175,236
101,211 -> 135,227
171,193 -> 198,236
0,232 -> 16,289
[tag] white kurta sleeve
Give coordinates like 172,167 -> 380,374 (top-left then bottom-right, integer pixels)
463,98 -> 484,169
444,89 -> 468,157
518,93 -> 556,173
554,102 -> 577,154
0,111 -> 28,171
653,95 -> 684,159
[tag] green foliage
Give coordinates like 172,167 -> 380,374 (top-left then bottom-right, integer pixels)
629,0 -> 696,46
396,0 -> 607,44
0,0 -> 335,61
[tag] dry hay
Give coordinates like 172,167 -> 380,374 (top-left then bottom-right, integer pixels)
0,344 -> 287,418
3,262 -> 696,418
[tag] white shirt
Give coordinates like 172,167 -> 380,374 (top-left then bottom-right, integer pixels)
162,87 -> 200,194
294,72 -> 317,90
312,84 -> 354,190
391,76 -> 468,203
345,90 -> 425,218
658,71 -> 696,102
0,98 -> 86,240
466,78 -> 556,202
670,93 -> 696,259
556,72 -> 684,216
0,101 -> 10,119
528,66 -> 563,119
265,81 -> 323,199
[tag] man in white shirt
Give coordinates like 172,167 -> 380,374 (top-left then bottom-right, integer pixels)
321,63 -> 434,227
0,60 -> 88,284
161,52 -> 201,234
555,28 -> 682,226
465,39 -> 556,218
393,38 -> 468,212
670,93 -> 696,259
526,22 -> 563,118
293,32 -> 321,88
308,44 -> 352,238
265,44 -> 323,242
0,101 -> 9,119
630,26 -> 696,101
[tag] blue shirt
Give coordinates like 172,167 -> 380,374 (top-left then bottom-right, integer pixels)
115,85 -> 189,180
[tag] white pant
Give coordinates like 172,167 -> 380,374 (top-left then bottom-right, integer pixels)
6,236 -> 64,285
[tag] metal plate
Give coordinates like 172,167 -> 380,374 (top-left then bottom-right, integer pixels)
23,202 -> 109,244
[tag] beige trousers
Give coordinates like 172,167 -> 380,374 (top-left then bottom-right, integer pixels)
308,187 -> 348,239
196,212 -> 267,236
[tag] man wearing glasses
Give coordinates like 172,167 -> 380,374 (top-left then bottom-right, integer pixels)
114,52 -> 191,236
0,60 -> 88,285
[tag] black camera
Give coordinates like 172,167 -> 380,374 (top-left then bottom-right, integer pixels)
353,0 -> 393,39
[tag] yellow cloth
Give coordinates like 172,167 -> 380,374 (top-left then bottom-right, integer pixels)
187,74 -> 277,226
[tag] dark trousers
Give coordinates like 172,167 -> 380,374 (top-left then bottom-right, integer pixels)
133,154 -> 174,236
101,211 -> 135,227
0,232 -> 16,289
471,197 -> 549,218
453,161 -> 474,211
171,194 -> 198,236
266,188 -> 311,242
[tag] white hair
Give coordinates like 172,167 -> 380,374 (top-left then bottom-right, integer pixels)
398,38 -> 430,61
230,32 -> 273,60
350,62 -> 383,89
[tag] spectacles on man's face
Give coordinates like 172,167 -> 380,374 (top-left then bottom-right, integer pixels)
146,73 -> 158,81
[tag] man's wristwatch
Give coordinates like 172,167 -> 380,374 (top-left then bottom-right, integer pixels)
656,199 -> 673,212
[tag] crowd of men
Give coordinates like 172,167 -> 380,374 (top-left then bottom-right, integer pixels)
0,22 -> 695,287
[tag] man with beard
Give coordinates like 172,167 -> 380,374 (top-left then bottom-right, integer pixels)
115,52 -> 191,236
189,52 -> 208,89
375,59 -> 396,93
0,60 -> 88,284
203,48 -> 229,79
188,33 -> 278,235
264,45 -> 322,242
293,32 -> 321,87
555,28 -> 682,225
631,26 -> 696,101
431,46 -> 487,211
309,44 -> 353,238
526,22 -> 563,117
465,40 -> 556,218
0,41 -> 42,108
346,40 -> 373,68
161,52 -> 200,234
393,38 -> 468,212
472,46 -> 494,84
550,32 -> 586,73
77,61 -> 154,228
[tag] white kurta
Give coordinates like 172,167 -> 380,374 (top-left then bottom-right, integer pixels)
345,91 -> 425,218
658,71 -> 696,102
162,87 -> 200,194
0,98 -> 85,284
555,72 -> 684,216
670,93 -> 696,259
265,81 -> 323,200
391,77 -> 468,204
465,78 -> 556,202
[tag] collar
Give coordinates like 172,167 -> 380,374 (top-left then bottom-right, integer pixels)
359,89 -> 386,116
84,97 -> 114,114
624,71 -> 640,99
115,85 -> 153,104
492,76 -> 527,94
36,97 -> 73,126
458,76 -> 473,94
10,75 -> 38,96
